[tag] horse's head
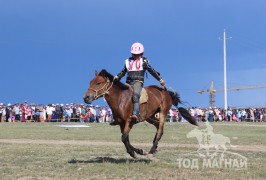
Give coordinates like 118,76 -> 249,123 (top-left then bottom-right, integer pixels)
83,70 -> 111,104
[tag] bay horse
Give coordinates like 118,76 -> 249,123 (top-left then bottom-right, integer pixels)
83,69 -> 197,158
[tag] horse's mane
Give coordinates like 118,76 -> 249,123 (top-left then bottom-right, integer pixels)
99,69 -> 129,90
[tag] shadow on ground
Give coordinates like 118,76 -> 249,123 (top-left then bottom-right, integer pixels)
68,156 -> 151,164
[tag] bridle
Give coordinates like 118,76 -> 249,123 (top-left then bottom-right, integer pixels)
88,78 -> 114,100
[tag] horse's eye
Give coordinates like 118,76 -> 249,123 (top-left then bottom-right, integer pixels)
96,82 -> 101,85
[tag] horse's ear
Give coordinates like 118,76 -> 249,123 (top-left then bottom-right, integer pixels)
99,69 -> 106,77
95,70 -> 98,76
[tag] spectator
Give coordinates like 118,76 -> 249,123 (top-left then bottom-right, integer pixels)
70,103 -> 77,122
107,107 -> 113,122
13,103 -> 20,122
259,109 -> 263,122
46,104 -> 53,122
241,109 -> 246,122
80,104 -> 86,122
37,104 -> 43,122
169,108 -> 174,123
213,107 -> 219,122
94,105 -> 100,122
31,104 -> 36,121
197,107 -> 203,122
20,104 -> 26,122
24,100 -> 28,108
249,108 -> 255,122
1,104 -> 6,122
227,108 -> 232,121
101,106 -> 107,123
51,104 -> 57,121
76,104 -> 81,122
6,104 -> 12,122
231,109 -> 237,121
208,107 -> 214,122
190,107 -> 196,121
85,108 -> 92,122
0,103 -> 3,122
90,105 -> 97,122
65,104 -> 71,122
55,104 -> 62,121
26,106 -> 32,120
42,106 -> 47,122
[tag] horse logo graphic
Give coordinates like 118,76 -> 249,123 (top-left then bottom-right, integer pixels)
186,121 -> 233,159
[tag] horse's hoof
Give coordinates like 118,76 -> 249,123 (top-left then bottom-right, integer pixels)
109,121 -> 118,126
147,154 -> 159,162
130,152 -> 137,159
142,150 -> 148,155
147,154 -> 153,160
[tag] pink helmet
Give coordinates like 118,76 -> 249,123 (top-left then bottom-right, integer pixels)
130,42 -> 144,54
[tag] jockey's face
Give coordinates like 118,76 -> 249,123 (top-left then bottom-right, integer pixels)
132,53 -> 142,60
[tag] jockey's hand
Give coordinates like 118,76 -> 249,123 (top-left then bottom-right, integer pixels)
160,79 -> 165,86
114,76 -> 118,81
124,83 -> 131,88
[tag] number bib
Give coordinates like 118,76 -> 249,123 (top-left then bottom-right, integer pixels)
125,58 -> 144,71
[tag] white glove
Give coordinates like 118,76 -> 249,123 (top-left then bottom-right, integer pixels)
114,76 -> 118,80
160,79 -> 165,86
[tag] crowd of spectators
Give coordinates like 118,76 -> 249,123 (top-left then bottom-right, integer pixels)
0,101 -> 113,123
169,107 -> 266,123
1,101 -> 265,123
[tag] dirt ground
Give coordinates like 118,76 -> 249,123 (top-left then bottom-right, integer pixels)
1,139 -> 265,152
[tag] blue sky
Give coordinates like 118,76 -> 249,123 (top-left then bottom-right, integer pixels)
0,0 -> 266,108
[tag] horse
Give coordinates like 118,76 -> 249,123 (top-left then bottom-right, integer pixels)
83,69 -> 197,158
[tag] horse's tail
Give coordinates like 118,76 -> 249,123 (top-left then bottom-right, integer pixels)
168,90 -> 198,126
167,91 -> 181,106
178,107 -> 198,126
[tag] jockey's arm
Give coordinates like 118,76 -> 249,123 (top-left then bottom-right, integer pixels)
143,59 -> 165,85
116,65 -> 127,80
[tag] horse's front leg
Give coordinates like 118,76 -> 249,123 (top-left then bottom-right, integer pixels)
120,121 -> 136,158
148,113 -> 165,156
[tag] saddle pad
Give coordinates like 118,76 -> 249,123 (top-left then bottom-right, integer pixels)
140,88 -> 148,104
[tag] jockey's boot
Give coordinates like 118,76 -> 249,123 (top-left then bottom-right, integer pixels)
131,103 -> 140,123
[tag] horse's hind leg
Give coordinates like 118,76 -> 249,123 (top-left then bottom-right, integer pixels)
148,113 -> 166,155
120,121 -> 136,158
146,116 -> 160,152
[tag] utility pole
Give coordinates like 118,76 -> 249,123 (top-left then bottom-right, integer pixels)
223,29 -> 228,111
220,29 -> 231,111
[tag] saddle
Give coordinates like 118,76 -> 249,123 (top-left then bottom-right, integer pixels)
125,83 -> 148,104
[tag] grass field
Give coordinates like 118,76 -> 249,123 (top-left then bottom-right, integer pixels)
0,122 -> 266,179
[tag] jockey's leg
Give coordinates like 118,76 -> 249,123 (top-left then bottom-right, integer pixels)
131,81 -> 143,121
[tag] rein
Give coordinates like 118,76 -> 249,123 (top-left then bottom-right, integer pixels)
88,79 -> 114,100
